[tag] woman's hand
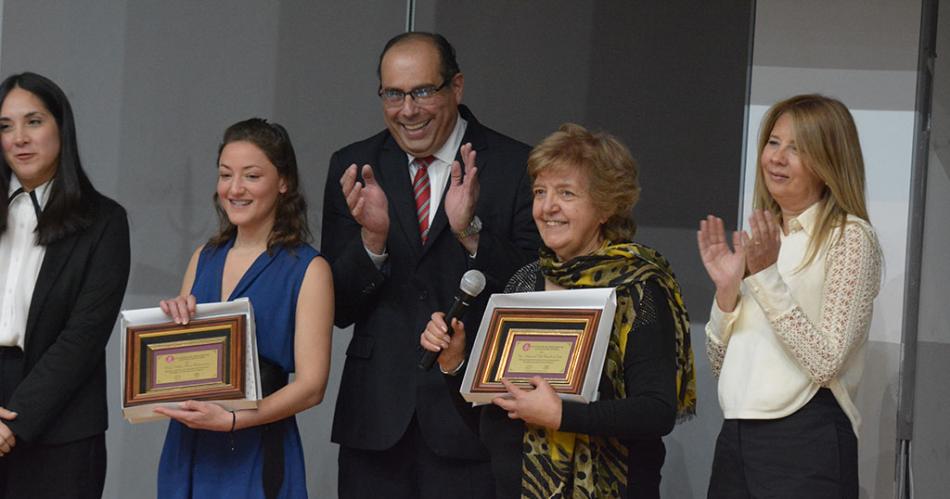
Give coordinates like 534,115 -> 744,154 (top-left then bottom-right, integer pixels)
153,400 -> 233,432
492,377 -> 562,429
745,210 -> 781,275
697,215 -> 746,312
0,407 -> 17,456
159,294 -> 197,325
420,312 -> 467,373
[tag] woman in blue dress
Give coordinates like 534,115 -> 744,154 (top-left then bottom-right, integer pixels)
155,118 -> 333,498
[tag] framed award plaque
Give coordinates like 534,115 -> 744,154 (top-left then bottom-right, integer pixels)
460,288 -> 616,405
120,298 -> 261,423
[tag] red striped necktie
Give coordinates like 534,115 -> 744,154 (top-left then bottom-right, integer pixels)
412,156 -> 435,243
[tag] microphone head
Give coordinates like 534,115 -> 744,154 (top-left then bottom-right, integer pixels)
459,270 -> 487,297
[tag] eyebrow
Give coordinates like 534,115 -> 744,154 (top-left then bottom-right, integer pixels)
0,110 -> 47,121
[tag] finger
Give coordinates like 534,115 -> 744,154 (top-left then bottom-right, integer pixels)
530,376 -> 550,391
733,230 -> 746,255
712,216 -> 726,245
429,312 -> 448,332
449,160 -> 463,185
423,327 -> 450,350
765,211 -> 781,242
738,231 -> 751,252
449,318 -> 466,338
419,332 -> 442,352
166,299 -> 183,324
492,396 -> 515,411
186,295 -> 197,317
500,378 -> 525,397
159,299 -> 172,315
462,145 -> 478,179
345,181 -> 363,212
0,408 -> 17,420
351,195 -> 365,219
361,165 -> 377,186
339,164 -> 357,190
174,299 -> 191,325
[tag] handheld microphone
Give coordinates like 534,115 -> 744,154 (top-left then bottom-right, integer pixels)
418,270 -> 487,371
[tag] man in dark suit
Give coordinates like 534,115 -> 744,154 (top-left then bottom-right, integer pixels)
321,32 -> 539,498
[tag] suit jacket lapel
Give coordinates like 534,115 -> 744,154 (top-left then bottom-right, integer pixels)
378,136 -> 424,253
24,235 -> 80,348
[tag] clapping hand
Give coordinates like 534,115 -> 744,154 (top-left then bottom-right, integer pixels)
697,215 -> 747,312
341,164 -> 390,254
745,210 -> 781,275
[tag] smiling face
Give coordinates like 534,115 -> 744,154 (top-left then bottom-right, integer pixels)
760,112 -> 825,217
217,140 -> 287,231
532,165 -> 608,262
379,38 -> 462,158
0,87 -> 61,190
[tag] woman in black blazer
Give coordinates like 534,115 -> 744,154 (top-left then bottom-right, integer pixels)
0,72 -> 130,498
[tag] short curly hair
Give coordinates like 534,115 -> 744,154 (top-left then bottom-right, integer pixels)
527,123 -> 640,242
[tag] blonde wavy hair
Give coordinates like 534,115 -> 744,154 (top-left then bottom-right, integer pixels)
754,94 -> 870,267
527,123 -> 641,242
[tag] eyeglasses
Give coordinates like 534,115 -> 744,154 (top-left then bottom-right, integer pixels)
378,79 -> 449,106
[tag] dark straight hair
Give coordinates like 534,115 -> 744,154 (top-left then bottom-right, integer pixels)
0,72 -> 97,245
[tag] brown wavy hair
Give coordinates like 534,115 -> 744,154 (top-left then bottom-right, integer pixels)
754,94 -> 869,268
207,118 -> 311,251
527,123 -> 641,242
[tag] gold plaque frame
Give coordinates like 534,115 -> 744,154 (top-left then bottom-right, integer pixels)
124,315 -> 246,407
469,308 -> 601,396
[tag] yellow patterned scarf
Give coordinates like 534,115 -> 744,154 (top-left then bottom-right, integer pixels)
521,241 -> 696,498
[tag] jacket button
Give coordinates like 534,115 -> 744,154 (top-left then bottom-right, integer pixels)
418,290 -> 428,300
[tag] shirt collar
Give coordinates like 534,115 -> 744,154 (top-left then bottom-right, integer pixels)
786,201 -> 821,236
406,113 -> 468,165
8,176 -> 54,210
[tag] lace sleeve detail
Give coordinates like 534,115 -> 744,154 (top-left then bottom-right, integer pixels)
706,336 -> 726,378
769,223 -> 882,385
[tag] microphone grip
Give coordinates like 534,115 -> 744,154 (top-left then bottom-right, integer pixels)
418,293 -> 473,371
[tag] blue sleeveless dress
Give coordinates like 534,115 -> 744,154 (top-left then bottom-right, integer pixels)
158,239 -> 319,498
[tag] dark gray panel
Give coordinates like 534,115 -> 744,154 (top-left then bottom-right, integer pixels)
272,1 -> 406,242
428,1 -> 594,146
587,2 -> 753,229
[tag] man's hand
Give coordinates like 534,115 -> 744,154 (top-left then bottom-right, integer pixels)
341,164 -> 390,254
444,143 -> 480,253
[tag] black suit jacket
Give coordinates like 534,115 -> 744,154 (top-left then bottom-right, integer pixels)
5,192 -> 130,445
321,106 -> 539,459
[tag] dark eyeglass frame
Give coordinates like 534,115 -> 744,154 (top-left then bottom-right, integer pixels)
377,78 -> 450,106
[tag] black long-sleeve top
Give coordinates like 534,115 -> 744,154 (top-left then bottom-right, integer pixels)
447,262 -> 678,498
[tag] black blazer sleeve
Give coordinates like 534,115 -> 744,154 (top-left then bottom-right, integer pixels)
559,279 -> 678,439
321,148 -> 388,328
6,198 -> 131,443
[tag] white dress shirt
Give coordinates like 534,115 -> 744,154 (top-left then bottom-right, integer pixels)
366,114 -> 469,266
0,177 -> 53,348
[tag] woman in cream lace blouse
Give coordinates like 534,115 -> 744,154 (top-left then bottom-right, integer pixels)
698,94 -> 883,499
